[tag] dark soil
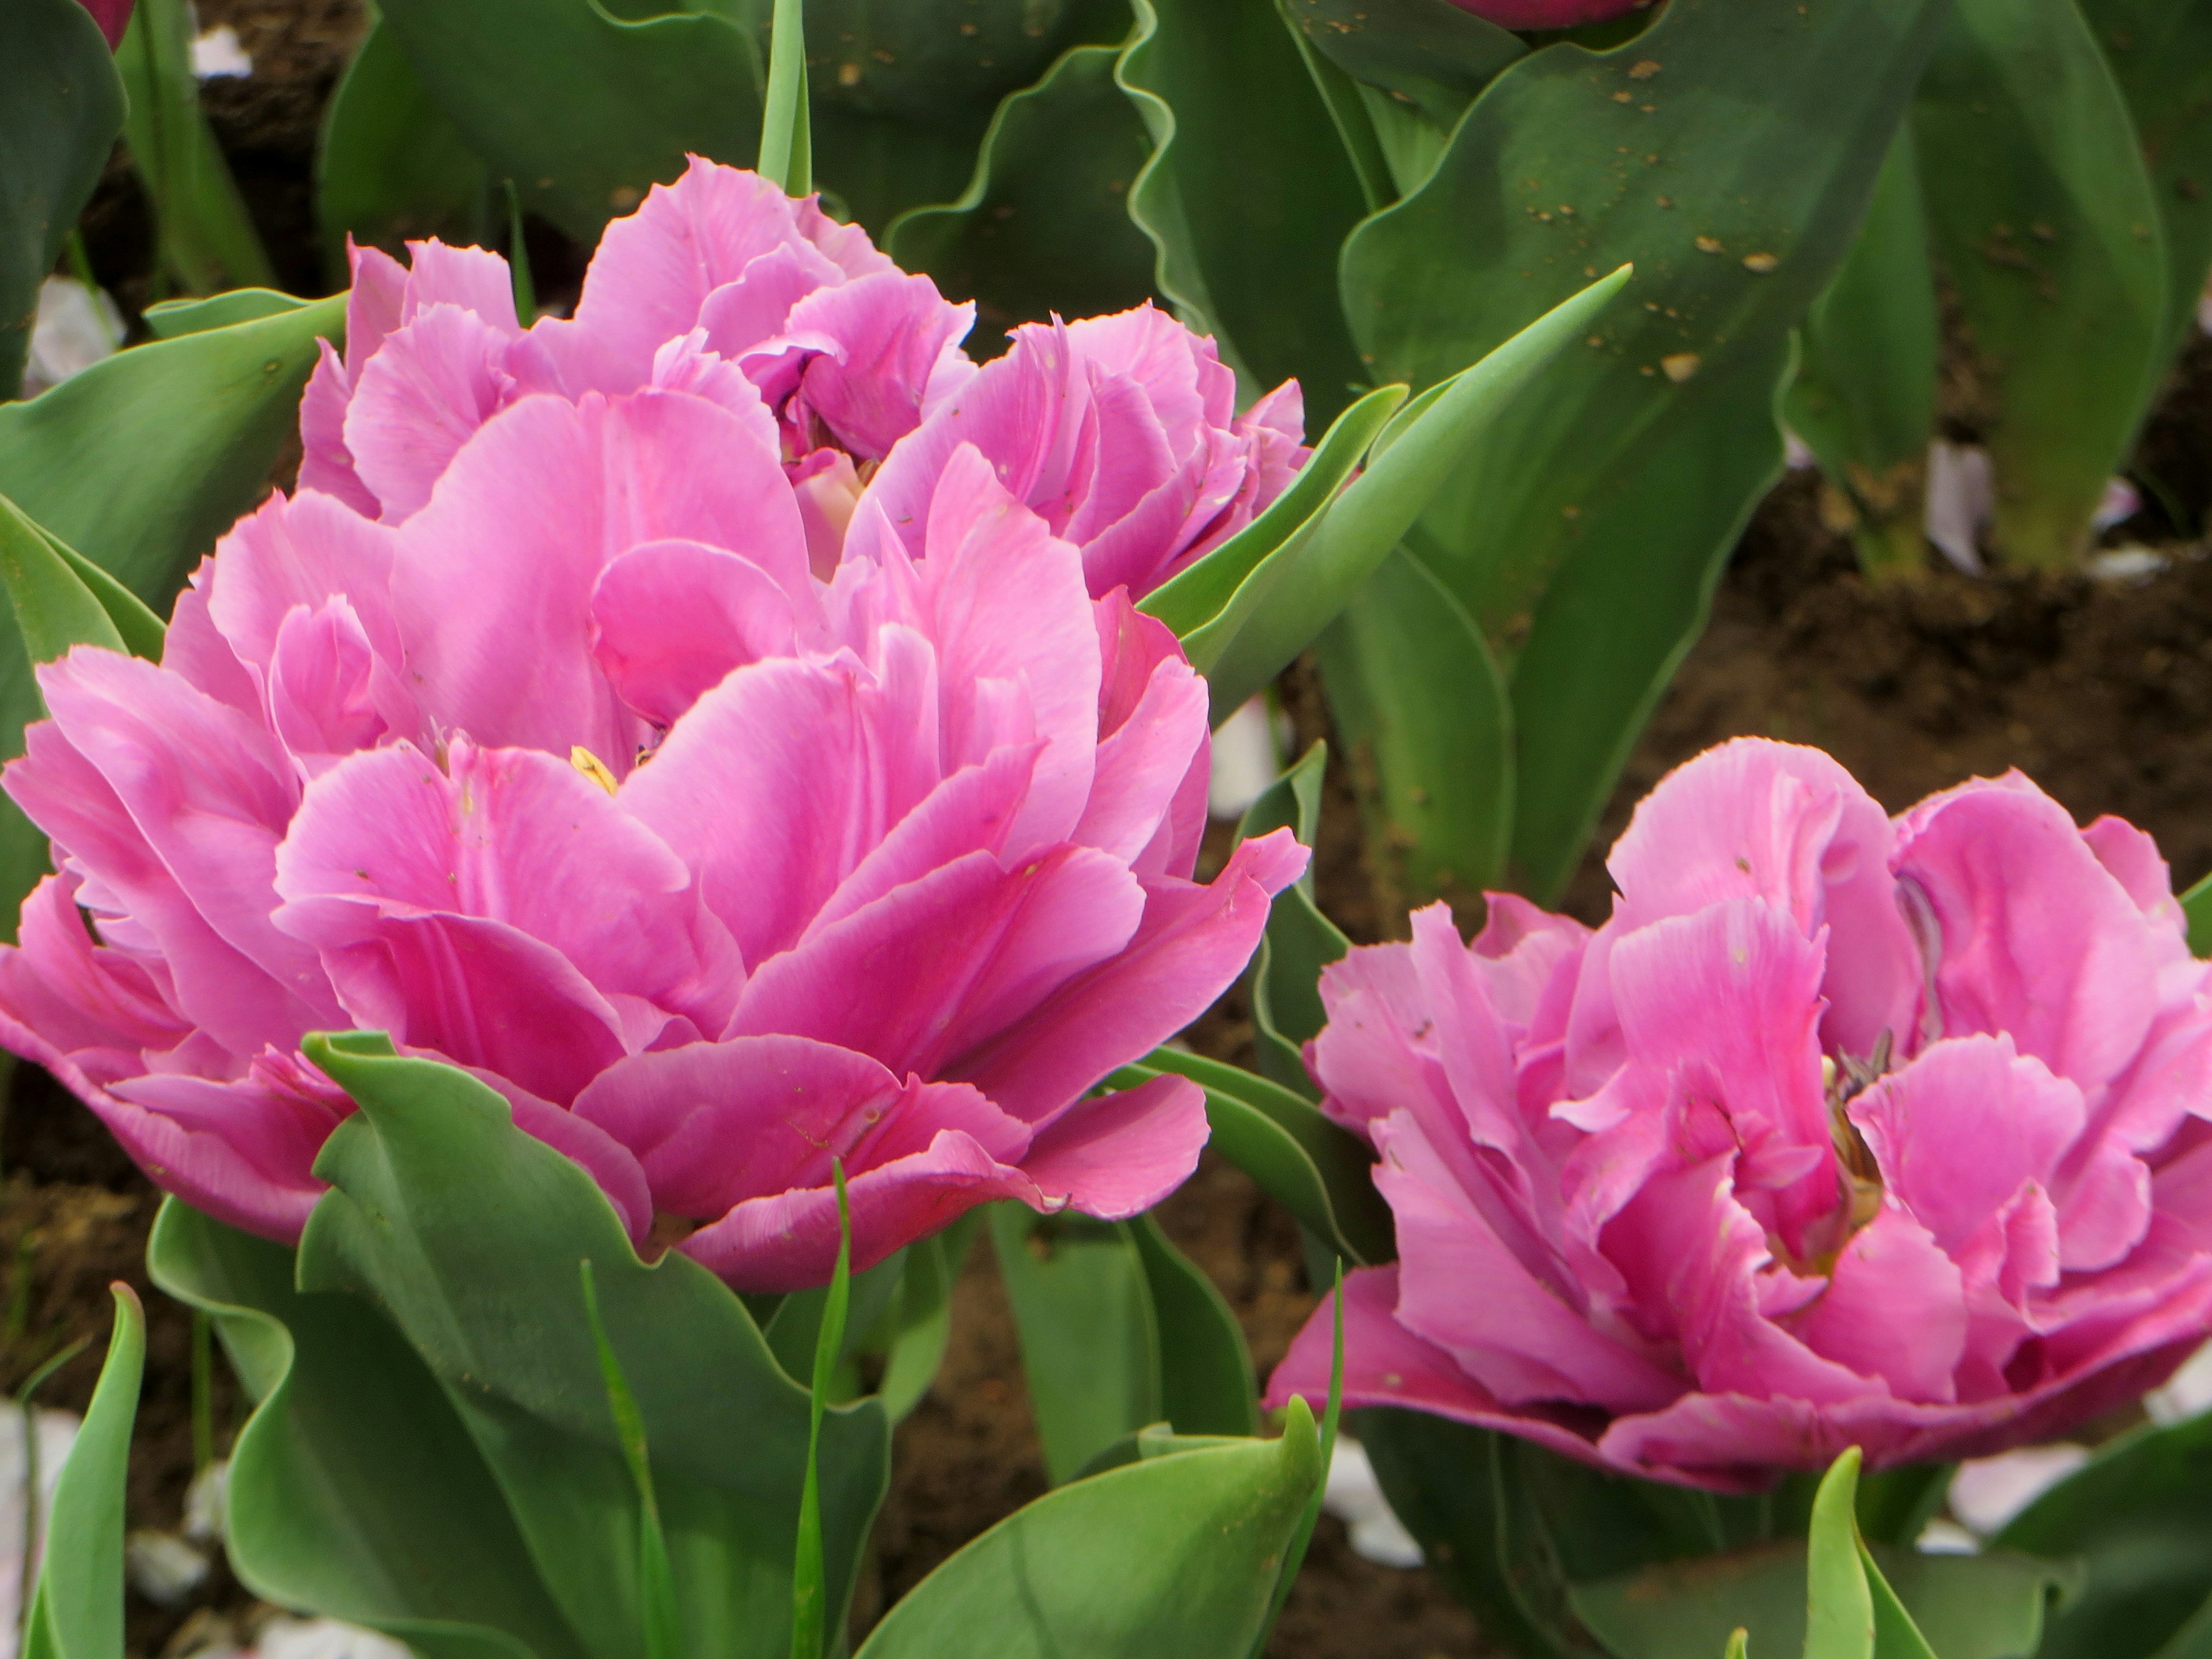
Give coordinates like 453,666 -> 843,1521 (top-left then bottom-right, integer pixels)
14,4 -> 2212,1657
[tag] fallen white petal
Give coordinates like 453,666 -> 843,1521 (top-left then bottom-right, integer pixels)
1207,695 -> 1281,822
2148,1337 -> 2212,1426
2088,546 -> 2169,586
184,1457 -> 229,1544
0,1406 -> 84,1659
1923,441 -> 1992,576
125,1529 -> 210,1607
24,277 -> 125,397
191,23 -> 252,78
1322,1438 -> 1423,1569
251,1618 -> 416,1659
1915,1518 -> 1980,1556
1948,1444 -> 2089,1537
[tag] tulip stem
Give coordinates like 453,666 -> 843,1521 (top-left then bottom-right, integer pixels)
759,0 -> 812,198
790,1160 -> 851,1659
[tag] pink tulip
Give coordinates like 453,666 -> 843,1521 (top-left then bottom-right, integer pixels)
1444,0 -> 1650,28
859,305 -> 1309,599
0,357 -> 1303,1291
300,157 -> 1306,597
1267,738 -> 2212,1486
76,0 -> 131,48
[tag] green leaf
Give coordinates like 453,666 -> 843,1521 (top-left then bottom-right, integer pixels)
789,1164 -> 852,1659
987,1205 -> 1158,1484
757,0 -> 811,198
1996,1409 -> 2212,1659
0,293 -> 345,939
1727,1634 -> 1750,1659
2184,869 -> 2212,957
0,491 -> 125,665
2078,0 -> 2212,368
1803,1450 -> 1876,1659
1786,125 -> 1940,584
374,0 -> 763,244
1233,743 -> 1352,1097
0,0 -> 124,399
579,1262 -> 679,1659
1139,381 -> 1406,646
1316,546 -> 1512,914
1128,1214 -> 1256,1439
1506,342 -> 1793,901
1281,0 -> 1522,130
1110,1048 -> 1391,1267
1568,1543 -> 2071,1659
315,20 -> 491,276
1911,0 -> 2168,568
22,1285 -> 142,1659
887,35 -> 1159,340
1255,1263 -> 1344,1654
1338,0 -> 1946,903
114,0 -> 276,295
148,1200 -> 586,1659
852,1397 -> 1325,1658
1113,0 -> 1369,416
1190,264 -> 1630,720
873,1233 -> 958,1425
297,1033 -> 891,1659
141,288 -> 310,337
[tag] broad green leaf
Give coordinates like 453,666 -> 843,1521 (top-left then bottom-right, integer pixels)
1316,547 -> 1512,915
987,1205 -> 1158,1484
872,1233 -> 959,1424
1115,0 -> 1369,416
1506,343 -> 1791,900
1111,1047 -> 1391,1267
0,0 -> 124,399
1911,0 -> 2167,568
1129,1214 -> 1256,1440
115,0 -> 275,295
578,1263 -> 679,1659
1569,1543 -> 2070,1659
1233,743 -> 1351,1097
1281,0 -> 1521,130
1786,126 -> 1939,584
1804,1450 -> 1876,1659
853,1398 -> 1324,1658
148,1201 -> 585,1659
1997,1410 -> 2212,1659
374,0 -> 763,244
0,294 -> 345,938
297,1033 -> 890,1659
789,1166 -> 853,1659
0,492 -> 125,665
1140,381 -> 1406,646
2185,869 -> 2212,956
316,20 -> 490,274
756,0 -> 810,198
22,1286 -> 142,1659
887,36 -> 1158,342
1338,0 -> 1946,902
1190,266 -> 1630,719
2077,0 -> 2212,366
142,288 -> 310,336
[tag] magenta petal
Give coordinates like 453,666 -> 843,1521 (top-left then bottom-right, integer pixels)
342,304 -> 517,523
732,844 -> 1145,1083
951,829 -> 1305,1124
679,1128 -> 1041,1293
571,1034 -> 1027,1217
1071,652 -> 1207,866
1794,1205 -> 1967,1404
1019,1072 -> 1208,1219
784,270 -> 974,460
1895,775 -> 2160,1092
390,389 -> 808,761
590,539 -> 800,727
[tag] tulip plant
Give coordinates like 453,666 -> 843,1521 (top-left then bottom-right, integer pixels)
9,1 -> 2212,1658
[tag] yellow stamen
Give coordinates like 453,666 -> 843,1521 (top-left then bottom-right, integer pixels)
570,745 -> 619,796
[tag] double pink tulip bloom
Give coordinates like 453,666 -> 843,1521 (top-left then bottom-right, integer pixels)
1270,739 -> 2212,1484
0,164 -> 1308,1291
